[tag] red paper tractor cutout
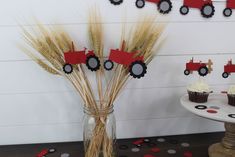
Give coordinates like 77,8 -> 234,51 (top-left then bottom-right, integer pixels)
63,43 -> 100,74
184,58 -> 213,76
104,41 -> 147,79
222,59 -> 235,78
109,0 -> 123,5
180,0 -> 215,18
223,0 -> 235,17
135,0 -> 173,14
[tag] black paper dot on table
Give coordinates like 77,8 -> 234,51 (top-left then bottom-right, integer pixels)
228,114 -> 235,118
168,139 -> 179,144
195,105 -> 207,110
119,145 -> 129,150
147,142 -> 156,147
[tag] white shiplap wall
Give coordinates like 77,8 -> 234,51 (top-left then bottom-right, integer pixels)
1,0 -> 234,145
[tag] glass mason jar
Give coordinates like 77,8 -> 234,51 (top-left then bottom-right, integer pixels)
83,105 -> 116,157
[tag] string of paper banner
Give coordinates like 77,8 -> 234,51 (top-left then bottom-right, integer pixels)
109,0 -> 235,18
184,58 -> 234,78
63,42 -> 235,79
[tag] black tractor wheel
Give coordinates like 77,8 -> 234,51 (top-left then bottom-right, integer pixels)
86,55 -> 100,71
158,0 -> 172,14
222,72 -> 229,78
184,69 -> 190,75
198,66 -> 208,76
63,64 -> 73,74
201,4 -> 215,18
180,5 -> 189,15
129,61 -> 147,78
136,0 -> 145,8
109,0 -> 123,5
223,8 -> 232,17
104,60 -> 114,71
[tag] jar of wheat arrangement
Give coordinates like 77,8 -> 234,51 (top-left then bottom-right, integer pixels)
83,104 -> 116,157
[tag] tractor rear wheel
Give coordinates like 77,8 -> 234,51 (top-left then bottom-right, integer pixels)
86,55 -> 100,71
222,72 -> 229,78
158,0 -> 172,14
109,0 -> 123,5
136,0 -> 145,8
104,60 -> 114,71
129,61 -> 147,78
198,66 -> 208,76
223,8 -> 232,17
184,69 -> 190,75
201,4 -> 215,18
180,6 -> 189,15
63,64 -> 73,74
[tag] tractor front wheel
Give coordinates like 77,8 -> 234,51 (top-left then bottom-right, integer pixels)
109,0 -> 123,5
222,72 -> 229,78
86,55 -> 100,71
63,64 -> 73,74
223,8 -> 232,17
136,0 -> 145,8
129,61 -> 147,78
104,60 -> 114,71
180,6 -> 189,15
158,0 -> 172,14
184,69 -> 190,75
201,4 -> 215,18
198,66 -> 208,76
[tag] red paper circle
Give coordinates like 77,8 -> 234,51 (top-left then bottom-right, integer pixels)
144,154 -> 155,157
151,147 -> 161,153
184,151 -> 193,157
207,109 -> 217,113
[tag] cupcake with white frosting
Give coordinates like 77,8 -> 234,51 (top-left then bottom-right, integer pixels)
227,85 -> 235,106
187,79 -> 211,103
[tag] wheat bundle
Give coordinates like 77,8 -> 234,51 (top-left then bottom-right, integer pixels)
20,10 -> 164,157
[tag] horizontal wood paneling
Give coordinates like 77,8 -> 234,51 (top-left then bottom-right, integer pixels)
0,55 -> 234,93
1,21 -> 235,61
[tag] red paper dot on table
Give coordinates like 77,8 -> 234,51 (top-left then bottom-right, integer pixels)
207,110 -> 217,114
144,154 -> 155,157
133,139 -> 144,145
184,151 -> 193,157
151,147 -> 161,153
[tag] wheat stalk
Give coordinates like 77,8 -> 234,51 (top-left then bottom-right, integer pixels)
88,8 -> 105,107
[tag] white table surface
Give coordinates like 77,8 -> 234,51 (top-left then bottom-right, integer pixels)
180,94 -> 235,124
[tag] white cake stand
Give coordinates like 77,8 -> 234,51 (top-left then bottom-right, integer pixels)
181,94 -> 235,157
